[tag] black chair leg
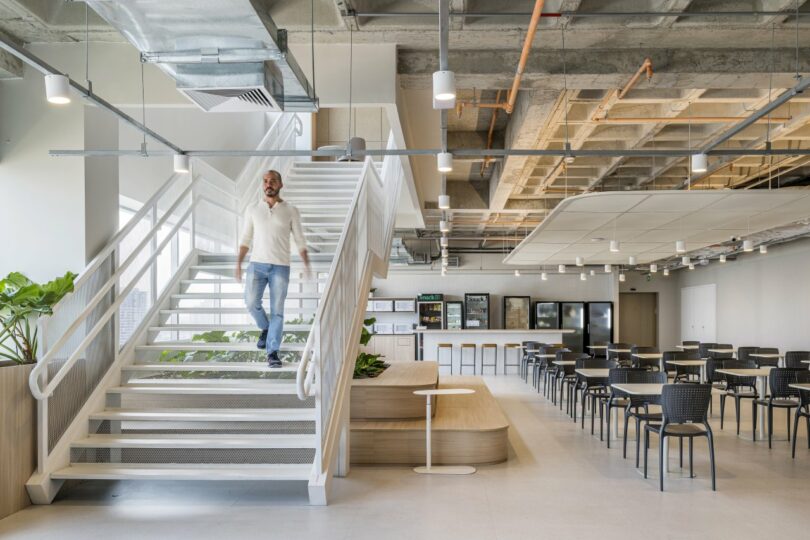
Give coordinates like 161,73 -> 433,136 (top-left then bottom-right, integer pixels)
643,429 -> 649,479
752,401 -> 757,441
792,411 -> 800,458
679,438 -> 683,468
720,395 -> 726,429
606,404 -> 612,448
636,419 -> 642,468
787,408 -> 791,442
659,433 -> 666,492
623,409 -> 630,459
689,437 -> 694,478
768,405 -> 773,449
707,431 -> 717,491
734,397 -> 741,435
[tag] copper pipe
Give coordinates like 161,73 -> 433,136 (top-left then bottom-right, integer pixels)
505,0 -> 545,114
592,116 -> 792,124
618,57 -> 653,100
481,89 -> 503,174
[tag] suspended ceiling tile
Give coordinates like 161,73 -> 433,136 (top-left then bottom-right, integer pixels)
520,243 -> 566,253
613,212 -> 682,229
563,194 -> 647,213
557,244 -> 607,255
631,229 -> 690,243
617,243 -> 661,255
685,229 -> 747,243
705,192 -> 799,212
532,230 -> 589,243
587,228 -> 646,242
544,212 -> 616,231
629,193 -> 724,213
657,211 -> 746,230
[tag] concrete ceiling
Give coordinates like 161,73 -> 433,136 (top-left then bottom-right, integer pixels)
3,0 -> 810,259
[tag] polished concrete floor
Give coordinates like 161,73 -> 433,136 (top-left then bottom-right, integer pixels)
2,375 -> 809,539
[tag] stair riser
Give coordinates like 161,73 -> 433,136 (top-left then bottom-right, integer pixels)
70,448 -> 315,465
108,394 -> 314,409
90,419 -> 315,435
132,350 -> 302,364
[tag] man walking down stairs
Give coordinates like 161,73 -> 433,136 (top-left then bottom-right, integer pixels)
236,169 -> 310,368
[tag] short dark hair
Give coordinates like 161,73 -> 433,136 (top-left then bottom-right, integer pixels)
264,170 -> 282,182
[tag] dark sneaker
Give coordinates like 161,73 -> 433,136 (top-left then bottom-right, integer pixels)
267,350 -> 282,368
257,329 -> 268,350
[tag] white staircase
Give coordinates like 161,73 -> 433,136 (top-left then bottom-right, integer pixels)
26,115 -> 404,505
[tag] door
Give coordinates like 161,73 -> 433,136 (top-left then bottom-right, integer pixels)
680,284 -> 716,342
561,302 -> 585,353
619,293 -> 657,347
587,302 -> 613,347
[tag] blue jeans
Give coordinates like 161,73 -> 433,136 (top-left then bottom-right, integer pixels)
244,263 -> 290,354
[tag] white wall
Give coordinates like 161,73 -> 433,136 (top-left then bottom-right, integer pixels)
675,238 -> 810,351
373,254 -> 617,329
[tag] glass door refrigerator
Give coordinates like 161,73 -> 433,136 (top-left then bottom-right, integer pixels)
586,302 -> 613,348
445,301 -> 464,330
560,302 -> 585,353
503,296 -> 531,330
417,301 -> 444,329
534,302 -> 560,329
464,293 -> 490,329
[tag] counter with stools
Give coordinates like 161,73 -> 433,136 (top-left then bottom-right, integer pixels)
481,343 -> 498,375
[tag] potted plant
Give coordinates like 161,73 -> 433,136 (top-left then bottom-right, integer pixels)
353,317 -> 389,379
0,271 -> 75,519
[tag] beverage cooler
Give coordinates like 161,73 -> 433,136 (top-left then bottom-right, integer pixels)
417,301 -> 444,329
503,296 -> 531,330
464,293 -> 490,329
560,302 -> 585,353
534,302 -> 560,330
445,301 -> 464,330
586,302 -> 614,349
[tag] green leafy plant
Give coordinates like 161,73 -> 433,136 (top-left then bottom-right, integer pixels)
353,316 -> 389,379
0,271 -> 77,365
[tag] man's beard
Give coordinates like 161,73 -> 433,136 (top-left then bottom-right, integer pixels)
265,188 -> 279,197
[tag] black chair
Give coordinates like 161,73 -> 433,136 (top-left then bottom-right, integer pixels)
644,384 -> 716,492
567,357 -> 607,420
520,341 -> 542,381
737,346 -> 759,364
573,358 -> 617,430
785,351 -> 810,369
666,351 -> 701,383
719,360 -> 759,435
710,343 -> 734,360
754,347 -> 780,368
590,341 -> 609,358
536,346 -> 567,393
601,367 -> 646,447
753,368 -> 802,448
631,346 -> 660,371
622,370 -> 667,467
705,357 -> 726,415
608,342 -> 633,367
698,342 -> 717,360
552,351 -> 586,408
682,340 -> 700,348
791,371 -> 810,458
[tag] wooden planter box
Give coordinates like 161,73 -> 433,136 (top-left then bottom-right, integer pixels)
0,363 -> 36,520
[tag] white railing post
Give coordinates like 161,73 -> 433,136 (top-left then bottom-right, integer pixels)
150,201 -> 158,306
35,317 -> 49,474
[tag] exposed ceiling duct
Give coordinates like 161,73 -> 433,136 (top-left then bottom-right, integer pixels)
84,0 -> 317,113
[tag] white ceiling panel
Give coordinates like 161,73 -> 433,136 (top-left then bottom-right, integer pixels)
505,191 -> 810,266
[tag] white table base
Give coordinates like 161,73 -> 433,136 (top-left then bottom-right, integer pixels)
413,394 -> 477,475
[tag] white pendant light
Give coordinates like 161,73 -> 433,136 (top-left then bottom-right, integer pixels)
628,256 -> 637,266
681,256 -> 690,266
45,74 -> 71,104
609,240 -> 620,253
650,263 -> 658,273
743,239 -> 754,252
719,254 -> 727,263
438,194 -> 450,210
590,269 -> 596,276
541,272 -> 548,281
575,256 -> 584,267
173,154 -> 190,173
432,70 -> 456,106
441,249 -> 449,258
760,244 -> 768,254
440,236 -> 448,248
663,268 -> 670,276
675,240 -> 686,253
439,220 -> 450,233
604,264 -> 612,273
514,269 -> 521,277
688,263 -> 695,270
619,272 -> 626,282
580,272 -> 587,281
441,268 -> 447,277
691,153 -> 708,173
437,152 -> 454,173
558,264 -> 566,274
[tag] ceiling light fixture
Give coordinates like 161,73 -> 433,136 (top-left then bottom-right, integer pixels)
675,240 -> 686,253
441,268 -> 447,277
604,264 -> 612,273
691,153 -> 708,173
628,256 -> 637,266
743,239 -> 754,252
514,269 -> 521,277
439,220 -> 450,233
688,263 -> 695,270
760,244 -> 768,254
719,254 -> 727,263
650,263 -> 658,273
437,151 -> 453,173
558,264 -> 566,274
541,272 -> 548,281
440,236 -> 448,248
590,269 -> 596,276
575,256 -> 584,267
441,248 -> 448,258
45,74 -> 71,104
432,70 -> 456,106
580,272 -> 587,281
619,272 -> 626,283
663,268 -> 670,276
609,240 -> 620,253
681,256 -> 690,266
173,154 -> 190,173
438,194 -> 450,210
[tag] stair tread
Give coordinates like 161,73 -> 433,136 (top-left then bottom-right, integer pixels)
137,343 -> 304,352
149,324 -> 312,332
72,433 -> 316,449
108,384 -> 301,395
90,408 -> 315,422
160,308 -> 317,315
172,292 -> 321,299
123,378 -> 297,385
53,463 -> 312,481
125,362 -> 299,372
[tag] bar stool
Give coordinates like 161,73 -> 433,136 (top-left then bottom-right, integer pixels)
437,343 -> 453,374
460,343 -> 477,374
503,343 -> 521,375
481,343 -> 498,375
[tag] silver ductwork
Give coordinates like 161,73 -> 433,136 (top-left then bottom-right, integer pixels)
85,0 -> 317,112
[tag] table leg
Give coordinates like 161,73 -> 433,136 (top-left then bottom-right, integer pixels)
700,364 -> 707,384
758,375 -> 767,440
414,395 -> 476,475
